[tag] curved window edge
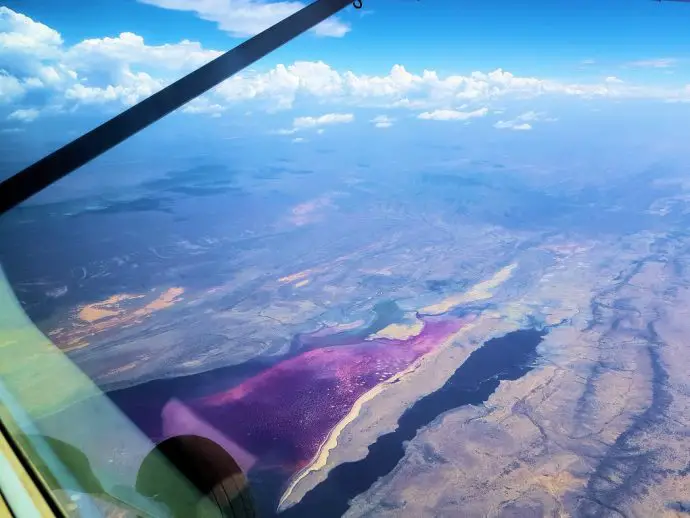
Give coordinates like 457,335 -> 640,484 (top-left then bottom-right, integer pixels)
0,267 -> 217,516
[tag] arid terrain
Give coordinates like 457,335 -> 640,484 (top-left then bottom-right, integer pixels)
3,134 -> 690,517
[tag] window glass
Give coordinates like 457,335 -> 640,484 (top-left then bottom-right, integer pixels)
3,2 -> 690,517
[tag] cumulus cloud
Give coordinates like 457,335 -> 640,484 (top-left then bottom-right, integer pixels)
274,112 -> 353,135
137,0 -> 349,38
4,7 -> 690,122
65,32 -> 221,75
0,8 -> 213,111
0,7 -> 228,114
7,108 -> 39,122
182,97 -> 226,116
0,7 -> 74,94
0,73 -> 25,103
371,114 -> 394,128
65,70 -> 163,106
494,120 -> 532,131
605,76 -> 624,84
418,107 -> 488,121
202,63 -> 682,113
493,110 -> 555,131
0,6 -> 62,60
293,112 -> 353,129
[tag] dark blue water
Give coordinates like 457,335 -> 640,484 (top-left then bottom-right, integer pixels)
271,328 -> 546,518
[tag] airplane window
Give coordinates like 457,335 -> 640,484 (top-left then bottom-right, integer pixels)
2,1 -> 690,517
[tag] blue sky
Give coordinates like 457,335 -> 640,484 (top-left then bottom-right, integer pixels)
5,0 -> 690,75
2,0 -> 690,175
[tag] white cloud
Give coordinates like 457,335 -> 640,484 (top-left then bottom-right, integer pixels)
136,0 -> 349,38
292,137 -> 306,143
212,61 -> 340,111
493,110 -> 557,131
0,6 -> 62,59
182,97 -> 226,116
65,32 -> 220,75
0,8 -> 214,111
418,107 -> 488,121
0,6 -> 72,96
4,7 -> 690,122
59,32 -> 218,106
0,73 -> 25,103
7,108 -> 39,122
626,58 -> 677,69
293,112 -> 353,129
605,76 -> 623,84
494,120 -> 532,131
371,114 -> 394,128
275,112 -> 353,136
64,70 -> 163,106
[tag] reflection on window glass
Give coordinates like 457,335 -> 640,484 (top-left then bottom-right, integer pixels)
3,1 -> 690,517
